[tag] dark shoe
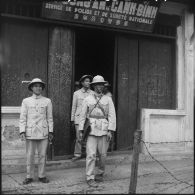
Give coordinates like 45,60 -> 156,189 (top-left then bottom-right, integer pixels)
81,154 -> 86,158
71,156 -> 82,162
38,177 -> 49,183
23,178 -> 33,185
87,179 -> 98,187
95,174 -> 103,182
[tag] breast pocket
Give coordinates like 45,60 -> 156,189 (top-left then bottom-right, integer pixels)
28,106 -> 36,114
78,98 -> 84,107
40,105 -> 47,114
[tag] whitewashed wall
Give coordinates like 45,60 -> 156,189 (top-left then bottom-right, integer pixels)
141,7 -> 194,154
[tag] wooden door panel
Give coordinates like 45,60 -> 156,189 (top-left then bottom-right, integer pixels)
48,27 -> 73,157
138,39 -> 175,109
117,36 -> 175,150
1,21 -> 48,106
117,36 -> 138,150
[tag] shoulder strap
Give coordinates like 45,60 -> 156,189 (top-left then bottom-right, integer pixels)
92,94 -> 107,117
88,95 -> 102,115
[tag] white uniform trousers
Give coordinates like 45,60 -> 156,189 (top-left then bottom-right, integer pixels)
86,135 -> 109,181
74,125 -> 82,157
26,139 -> 48,179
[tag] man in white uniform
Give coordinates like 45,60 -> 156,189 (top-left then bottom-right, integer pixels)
71,75 -> 94,161
19,78 -> 53,184
78,75 -> 116,187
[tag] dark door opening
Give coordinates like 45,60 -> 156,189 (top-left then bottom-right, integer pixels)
75,28 -> 115,93
73,28 -> 116,152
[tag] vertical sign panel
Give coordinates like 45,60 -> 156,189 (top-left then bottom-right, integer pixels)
48,27 -> 73,156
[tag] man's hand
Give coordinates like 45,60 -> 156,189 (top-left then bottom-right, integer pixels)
79,131 -> 83,142
20,133 -> 26,141
48,132 -> 54,143
106,130 -> 112,142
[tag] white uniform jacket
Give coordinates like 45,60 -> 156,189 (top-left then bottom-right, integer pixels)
19,94 -> 53,139
71,88 -> 94,124
78,93 -> 116,136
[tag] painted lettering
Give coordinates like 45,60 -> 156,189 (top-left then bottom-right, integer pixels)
84,1 -> 91,8
129,3 -> 137,15
123,2 -> 131,14
100,17 -> 105,23
76,1 -> 84,7
142,5 -> 148,17
92,1 -> 99,9
102,12 -> 108,17
136,4 -> 144,16
65,6 -> 72,12
107,18 -> 113,24
117,1 -> 123,13
45,3 -> 62,11
99,1 -> 106,10
151,7 -> 158,18
111,2 -> 118,12
144,6 -> 153,18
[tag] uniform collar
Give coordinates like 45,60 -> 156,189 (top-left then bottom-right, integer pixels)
94,92 -> 103,99
81,87 -> 90,93
32,94 -> 42,99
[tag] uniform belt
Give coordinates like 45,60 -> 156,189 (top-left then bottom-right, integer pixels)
89,115 -> 108,119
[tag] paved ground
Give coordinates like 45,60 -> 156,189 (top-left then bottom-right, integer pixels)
2,158 -> 194,194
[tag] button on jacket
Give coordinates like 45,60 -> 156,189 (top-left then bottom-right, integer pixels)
19,94 -> 53,139
79,93 -> 116,136
71,88 -> 94,124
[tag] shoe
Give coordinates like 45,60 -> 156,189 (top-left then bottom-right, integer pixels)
71,156 -> 82,162
23,178 -> 33,185
38,177 -> 49,183
87,179 -> 98,187
95,174 -> 103,182
81,154 -> 86,159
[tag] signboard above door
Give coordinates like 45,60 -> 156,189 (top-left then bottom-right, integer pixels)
42,1 -> 161,32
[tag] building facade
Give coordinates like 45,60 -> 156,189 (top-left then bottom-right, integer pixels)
1,0 -> 194,161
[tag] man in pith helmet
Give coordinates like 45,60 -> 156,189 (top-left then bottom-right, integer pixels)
78,75 -> 116,187
71,75 -> 94,161
19,78 -> 53,184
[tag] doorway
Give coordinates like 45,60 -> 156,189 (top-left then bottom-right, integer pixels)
75,28 -> 115,92
73,28 -> 116,151
74,29 -> 176,152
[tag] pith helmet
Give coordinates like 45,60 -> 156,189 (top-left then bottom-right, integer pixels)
79,75 -> 93,83
75,81 -> 80,86
104,81 -> 111,87
28,78 -> 45,91
90,75 -> 107,85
